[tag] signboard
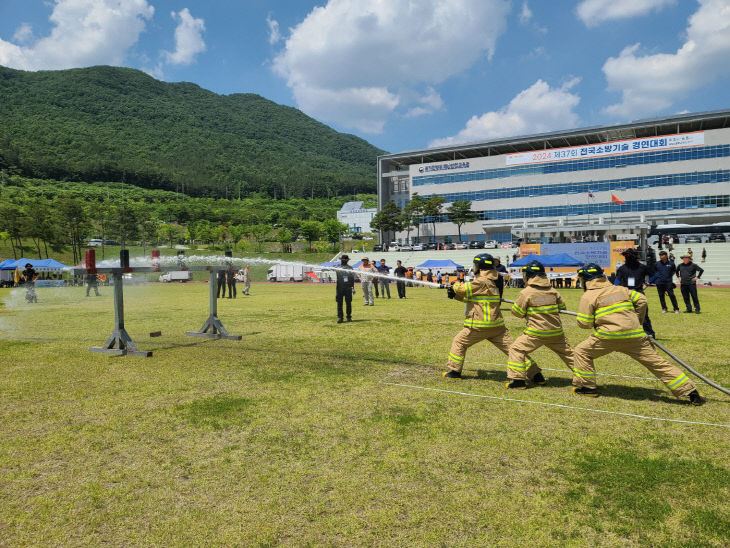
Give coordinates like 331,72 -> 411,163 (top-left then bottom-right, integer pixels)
505,131 -> 704,166
542,242 -> 609,267
519,244 -> 541,257
609,241 -> 635,273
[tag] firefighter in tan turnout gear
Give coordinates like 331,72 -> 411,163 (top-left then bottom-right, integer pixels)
506,261 -> 573,389
572,263 -> 706,405
443,253 -> 541,380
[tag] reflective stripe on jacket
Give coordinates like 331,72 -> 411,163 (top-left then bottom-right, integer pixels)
577,277 -> 647,339
452,269 -> 505,329
511,275 -> 566,337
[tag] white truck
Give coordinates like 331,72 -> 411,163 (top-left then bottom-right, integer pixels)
267,264 -> 312,282
159,270 -> 192,283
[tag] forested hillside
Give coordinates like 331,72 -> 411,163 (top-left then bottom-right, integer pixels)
0,65 -> 384,198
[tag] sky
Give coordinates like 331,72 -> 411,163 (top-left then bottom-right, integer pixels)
1,0 -> 730,154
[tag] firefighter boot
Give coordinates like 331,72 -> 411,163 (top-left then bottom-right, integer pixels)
442,370 -> 462,379
531,372 -> 547,385
688,390 -> 706,406
505,379 -> 527,390
572,386 -> 599,397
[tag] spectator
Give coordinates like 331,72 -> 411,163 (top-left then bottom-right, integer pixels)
436,271 -> 442,285
376,259 -> 391,299
394,260 -> 407,299
649,250 -> 679,314
358,257 -> 376,306
426,269 -> 433,283
687,248 -> 693,259
701,247 -> 707,263
615,248 -> 656,338
494,257 -> 508,300
676,254 -> 704,314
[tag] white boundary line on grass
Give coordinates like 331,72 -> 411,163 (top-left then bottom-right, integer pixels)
381,381 -> 730,429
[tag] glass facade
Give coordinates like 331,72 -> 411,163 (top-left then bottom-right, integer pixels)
423,194 -> 730,223
412,144 -> 730,187
421,170 -> 730,204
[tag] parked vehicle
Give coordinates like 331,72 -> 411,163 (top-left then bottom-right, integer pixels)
399,244 -> 413,251
88,238 -> 103,246
469,240 -> 485,249
159,271 -> 192,283
412,243 -> 424,251
389,243 -> 400,251
267,264 -> 312,282
708,233 -> 727,242
455,242 -> 468,250
484,240 -> 499,249
426,242 -> 438,250
685,235 -> 702,243
445,243 -> 457,250
373,245 -> 383,252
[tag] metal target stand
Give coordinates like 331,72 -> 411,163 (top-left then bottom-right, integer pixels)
85,251 -> 241,357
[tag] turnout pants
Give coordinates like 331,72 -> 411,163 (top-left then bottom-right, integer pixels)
447,326 -> 539,378
572,335 -> 696,397
336,289 -> 352,320
657,282 -> 679,311
361,281 -> 374,305
681,284 -> 700,312
508,333 -> 574,380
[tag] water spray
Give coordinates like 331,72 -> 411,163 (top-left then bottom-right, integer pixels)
501,298 -> 730,397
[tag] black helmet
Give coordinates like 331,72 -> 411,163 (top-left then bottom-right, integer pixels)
473,253 -> 495,273
577,263 -> 604,281
25,263 -> 32,268
521,260 -> 545,280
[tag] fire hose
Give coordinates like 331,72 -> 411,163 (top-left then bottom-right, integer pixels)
500,298 -> 730,397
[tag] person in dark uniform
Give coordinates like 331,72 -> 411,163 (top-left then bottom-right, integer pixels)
226,263 -> 237,298
676,253 -> 704,313
217,268 -> 227,298
650,250 -> 679,313
615,248 -> 655,338
494,257 -> 508,300
394,260 -> 407,299
22,263 -> 38,303
85,271 -> 100,296
335,254 -> 355,323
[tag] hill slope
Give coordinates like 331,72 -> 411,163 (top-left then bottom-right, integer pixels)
0,65 -> 385,198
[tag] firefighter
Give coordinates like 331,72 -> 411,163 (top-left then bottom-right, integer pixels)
443,253 -> 540,380
506,260 -> 573,389
572,263 -> 706,405
22,263 -> 38,303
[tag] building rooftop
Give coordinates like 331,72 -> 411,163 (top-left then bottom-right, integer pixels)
340,201 -> 364,212
379,109 -> 730,168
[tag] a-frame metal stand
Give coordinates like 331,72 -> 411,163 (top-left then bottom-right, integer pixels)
90,271 -> 152,357
186,269 -> 242,340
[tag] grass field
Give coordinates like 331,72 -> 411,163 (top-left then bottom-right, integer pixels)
1,281 -> 729,546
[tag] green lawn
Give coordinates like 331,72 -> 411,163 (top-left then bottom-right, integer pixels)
1,282 -> 729,546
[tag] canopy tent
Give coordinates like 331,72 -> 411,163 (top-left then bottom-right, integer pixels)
320,261 -> 341,268
415,259 -> 464,270
0,258 -> 71,271
510,253 -> 583,267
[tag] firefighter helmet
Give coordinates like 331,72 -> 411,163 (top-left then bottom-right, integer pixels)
473,253 -> 495,273
521,260 -> 545,280
577,263 -> 605,281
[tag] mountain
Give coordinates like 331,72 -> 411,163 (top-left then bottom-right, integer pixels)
0,65 -> 385,198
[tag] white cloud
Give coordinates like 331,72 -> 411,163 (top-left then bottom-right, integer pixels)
519,2 -> 533,24
266,14 -> 281,45
273,0 -> 510,133
577,0 -> 676,27
0,0 -> 154,71
429,78 -> 581,148
162,8 -> 206,66
404,87 -> 444,118
602,0 -> 730,119
12,23 -> 34,44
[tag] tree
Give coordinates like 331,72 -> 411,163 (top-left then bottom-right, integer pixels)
229,224 -> 246,251
370,201 -> 401,245
0,201 -> 26,259
277,228 -> 293,252
405,193 -> 425,242
299,220 -> 322,252
139,218 -> 160,255
110,200 -> 143,249
446,200 -> 479,242
56,196 -> 91,264
322,219 -> 348,250
423,196 -> 445,242
247,224 -> 270,253
158,223 -> 184,249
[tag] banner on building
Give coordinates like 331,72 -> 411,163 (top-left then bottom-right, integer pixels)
505,131 -> 704,166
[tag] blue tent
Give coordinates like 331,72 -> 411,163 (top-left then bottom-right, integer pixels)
415,259 -> 464,269
0,258 -> 71,270
320,261 -> 341,268
511,253 -> 582,267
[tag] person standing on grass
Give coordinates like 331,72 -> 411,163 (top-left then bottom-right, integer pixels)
226,262 -> 237,299
394,260 -> 407,299
358,257 -> 376,306
335,254 -> 355,323
649,251 -> 679,314
506,261 -> 572,389
216,267 -> 226,298
676,253 -> 704,314
572,263 -> 705,405
494,257 -> 508,300
442,253 -> 541,381
701,247 -> 707,263
376,259 -> 391,298
85,271 -> 100,297
243,265 -> 251,295
615,248 -> 656,338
